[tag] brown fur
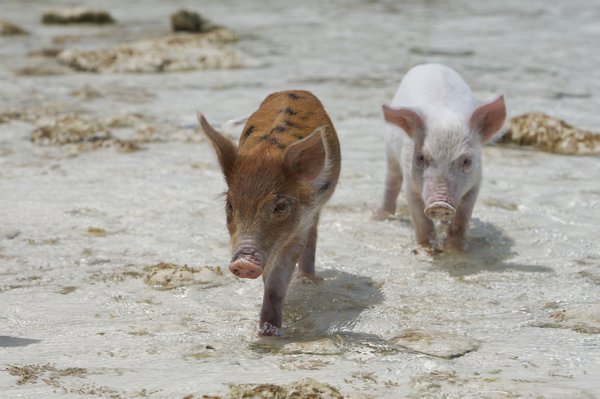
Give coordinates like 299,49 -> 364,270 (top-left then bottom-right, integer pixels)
238,90 -> 335,153
198,90 -> 341,335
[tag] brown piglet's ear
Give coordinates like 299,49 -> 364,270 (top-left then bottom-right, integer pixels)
469,95 -> 506,144
197,112 -> 237,184
382,105 -> 425,140
283,126 -> 327,182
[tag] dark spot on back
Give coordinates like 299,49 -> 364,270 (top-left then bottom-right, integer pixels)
287,92 -> 301,100
258,134 -> 285,149
279,107 -> 298,116
270,124 -> 287,133
283,120 -> 298,128
242,125 -> 255,141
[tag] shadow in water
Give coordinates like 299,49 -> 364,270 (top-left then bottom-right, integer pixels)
0,336 -> 41,347
282,269 -> 384,336
250,269 -> 385,353
432,218 -> 553,277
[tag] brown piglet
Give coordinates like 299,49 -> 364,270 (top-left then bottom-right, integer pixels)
198,90 -> 341,336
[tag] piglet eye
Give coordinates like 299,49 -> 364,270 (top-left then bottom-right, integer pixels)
225,200 -> 233,213
274,201 -> 289,214
415,153 -> 426,167
460,156 -> 472,171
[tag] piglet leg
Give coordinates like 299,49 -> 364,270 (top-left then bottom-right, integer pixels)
408,189 -> 435,246
375,150 -> 403,220
445,186 -> 479,252
296,215 -> 323,284
259,245 -> 301,336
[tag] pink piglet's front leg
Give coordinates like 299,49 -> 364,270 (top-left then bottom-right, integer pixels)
444,186 -> 479,252
407,189 -> 435,247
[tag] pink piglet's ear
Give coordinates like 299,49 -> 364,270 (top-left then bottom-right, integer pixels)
382,105 -> 425,140
469,95 -> 507,144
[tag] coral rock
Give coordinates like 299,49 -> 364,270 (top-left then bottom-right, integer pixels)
501,112 -> 600,155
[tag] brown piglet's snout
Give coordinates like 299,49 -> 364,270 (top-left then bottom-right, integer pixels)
229,242 -> 264,279
229,258 -> 262,279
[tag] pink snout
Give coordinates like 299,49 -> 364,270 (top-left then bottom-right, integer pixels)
229,258 -> 262,279
424,201 -> 456,222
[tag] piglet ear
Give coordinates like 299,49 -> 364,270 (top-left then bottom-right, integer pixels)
284,126 -> 326,183
470,95 -> 506,144
197,112 -> 237,184
382,105 -> 425,139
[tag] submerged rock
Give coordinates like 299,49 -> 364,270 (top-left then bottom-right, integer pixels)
143,262 -> 225,290
388,329 -> 480,359
57,28 -> 251,73
0,20 -> 28,35
30,114 -> 142,152
170,9 -> 215,32
501,112 -> 600,155
546,302 -> 600,334
41,8 -> 115,24
225,378 -> 345,399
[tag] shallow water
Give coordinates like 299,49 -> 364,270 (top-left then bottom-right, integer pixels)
1,0 -> 600,398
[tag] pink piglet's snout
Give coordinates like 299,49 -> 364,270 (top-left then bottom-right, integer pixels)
424,201 -> 456,222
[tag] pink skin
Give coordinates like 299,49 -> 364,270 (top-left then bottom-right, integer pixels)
229,259 -> 262,279
379,65 -> 506,251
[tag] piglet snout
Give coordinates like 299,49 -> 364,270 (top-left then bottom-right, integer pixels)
229,258 -> 262,279
424,201 -> 456,222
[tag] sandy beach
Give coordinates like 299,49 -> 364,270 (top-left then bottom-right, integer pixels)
1,0 -> 600,398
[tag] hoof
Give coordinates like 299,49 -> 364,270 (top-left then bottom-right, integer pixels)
258,322 -> 282,337
372,209 -> 393,221
296,272 -> 324,285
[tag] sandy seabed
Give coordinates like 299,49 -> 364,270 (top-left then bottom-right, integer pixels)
1,1 -> 600,398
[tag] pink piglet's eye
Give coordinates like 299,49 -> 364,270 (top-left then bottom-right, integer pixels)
462,157 -> 472,167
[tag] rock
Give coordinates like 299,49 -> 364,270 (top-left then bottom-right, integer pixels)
501,113 -> 600,155
388,329 -> 480,359
143,262 -> 226,290
170,10 -> 215,33
56,28 -> 252,73
225,378 -> 345,399
30,114 -> 142,152
545,302 -> 600,334
0,20 -> 28,35
41,8 -> 115,24
3,229 -> 21,240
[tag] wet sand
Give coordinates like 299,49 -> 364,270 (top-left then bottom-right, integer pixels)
1,1 -> 600,398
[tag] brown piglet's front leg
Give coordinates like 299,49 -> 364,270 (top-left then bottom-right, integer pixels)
258,246 -> 301,336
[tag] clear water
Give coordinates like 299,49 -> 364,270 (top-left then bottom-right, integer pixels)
1,0 -> 599,397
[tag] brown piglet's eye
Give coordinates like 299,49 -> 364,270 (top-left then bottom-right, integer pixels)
273,201 -> 288,214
